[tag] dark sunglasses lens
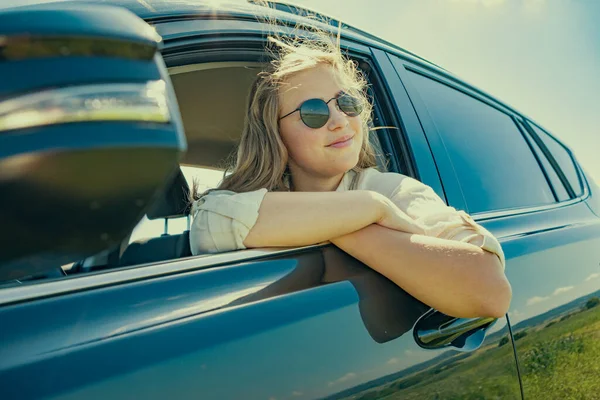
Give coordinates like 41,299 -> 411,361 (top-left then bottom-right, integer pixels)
338,93 -> 363,117
300,98 -> 329,128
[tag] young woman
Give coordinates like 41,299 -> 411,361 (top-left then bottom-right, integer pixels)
189,31 -> 511,319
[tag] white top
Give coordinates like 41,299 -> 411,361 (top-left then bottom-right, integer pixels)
189,168 -> 505,268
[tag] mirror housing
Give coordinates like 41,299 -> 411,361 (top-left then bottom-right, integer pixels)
0,4 -> 187,282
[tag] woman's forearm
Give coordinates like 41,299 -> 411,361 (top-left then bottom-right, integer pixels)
331,224 -> 511,319
243,190 -> 383,248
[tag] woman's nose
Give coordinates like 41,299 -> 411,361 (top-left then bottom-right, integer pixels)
327,102 -> 348,130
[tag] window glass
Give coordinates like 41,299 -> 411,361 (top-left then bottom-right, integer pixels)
520,123 -> 570,201
528,123 -> 583,197
408,71 -> 555,213
128,166 -> 224,243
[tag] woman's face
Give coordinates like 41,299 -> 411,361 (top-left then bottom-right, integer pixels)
278,64 -> 364,179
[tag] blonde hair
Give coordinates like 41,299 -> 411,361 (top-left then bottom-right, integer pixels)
192,22 -> 377,200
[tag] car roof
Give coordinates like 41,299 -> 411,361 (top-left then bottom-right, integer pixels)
115,0 -> 441,65
2,0 -> 443,71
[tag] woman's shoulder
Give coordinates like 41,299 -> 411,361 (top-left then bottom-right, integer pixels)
192,189 -> 236,207
198,187 -> 268,200
191,188 -> 268,216
355,167 -> 419,197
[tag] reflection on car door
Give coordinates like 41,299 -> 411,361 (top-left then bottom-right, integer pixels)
495,124 -> 600,399
1,245 -> 520,400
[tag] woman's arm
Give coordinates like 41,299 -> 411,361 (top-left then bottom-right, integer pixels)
244,190 -> 422,248
191,188 -> 423,254
331,225 -> 512,319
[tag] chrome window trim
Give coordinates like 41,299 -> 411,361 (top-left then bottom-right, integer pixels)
168,61 -> 264,75
0,244 -> 326,306
473,151 -> 591,221
473,189 -> 589,221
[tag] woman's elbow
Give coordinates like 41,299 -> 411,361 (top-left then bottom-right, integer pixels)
477,254 -> 512,318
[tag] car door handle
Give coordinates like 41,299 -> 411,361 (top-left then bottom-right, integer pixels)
413,308 -> 497,351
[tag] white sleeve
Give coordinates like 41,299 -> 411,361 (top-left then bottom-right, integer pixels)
390,177 -> 506,269
189,189 -> 268,255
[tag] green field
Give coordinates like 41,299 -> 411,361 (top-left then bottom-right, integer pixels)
347,302 -> 600,400
517,303 -> 600,400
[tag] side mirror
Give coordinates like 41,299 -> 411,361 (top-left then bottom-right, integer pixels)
0,4 -> 187,282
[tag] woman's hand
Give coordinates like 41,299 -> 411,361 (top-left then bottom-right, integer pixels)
372,192 -> 425,234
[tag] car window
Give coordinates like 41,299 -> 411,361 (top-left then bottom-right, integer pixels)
528,122 -> 583,198
407,71 -> 555,213
45,58 -> 403,279
518,121 -> 570,201
128,166 -> 225,243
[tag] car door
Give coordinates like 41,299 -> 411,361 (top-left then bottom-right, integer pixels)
0,6 -> 520,400
390,53 -> 600,400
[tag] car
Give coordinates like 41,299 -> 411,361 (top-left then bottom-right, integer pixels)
1,1 -> 599,399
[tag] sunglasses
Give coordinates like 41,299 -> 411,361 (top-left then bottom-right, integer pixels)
279,91 -> 363,129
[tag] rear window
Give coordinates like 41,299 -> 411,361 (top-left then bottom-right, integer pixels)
407,71 -> 555,213
520,121 -> 570,202
528,123 -> 583,198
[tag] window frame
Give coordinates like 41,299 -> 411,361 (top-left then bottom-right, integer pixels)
521,119 -> 584,200
164,35 -> 419,177
347,49 -> 414,176
513,118 -> 566,202
359,57 -> 410,175
371,49 -> 447,202
390,57 -> 589,219
0,245 -> 325,305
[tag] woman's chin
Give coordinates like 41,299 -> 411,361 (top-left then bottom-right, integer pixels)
341,151 -> 361,170
325,156 -> 360,176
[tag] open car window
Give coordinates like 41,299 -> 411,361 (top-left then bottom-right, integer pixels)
128,166 -> 225,243
5,56 -> 397,285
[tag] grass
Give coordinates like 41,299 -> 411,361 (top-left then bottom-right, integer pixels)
516,304 -> 600,400
346,304 -> 600,400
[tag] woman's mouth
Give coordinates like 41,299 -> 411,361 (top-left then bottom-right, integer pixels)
327,135 -> 354,148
